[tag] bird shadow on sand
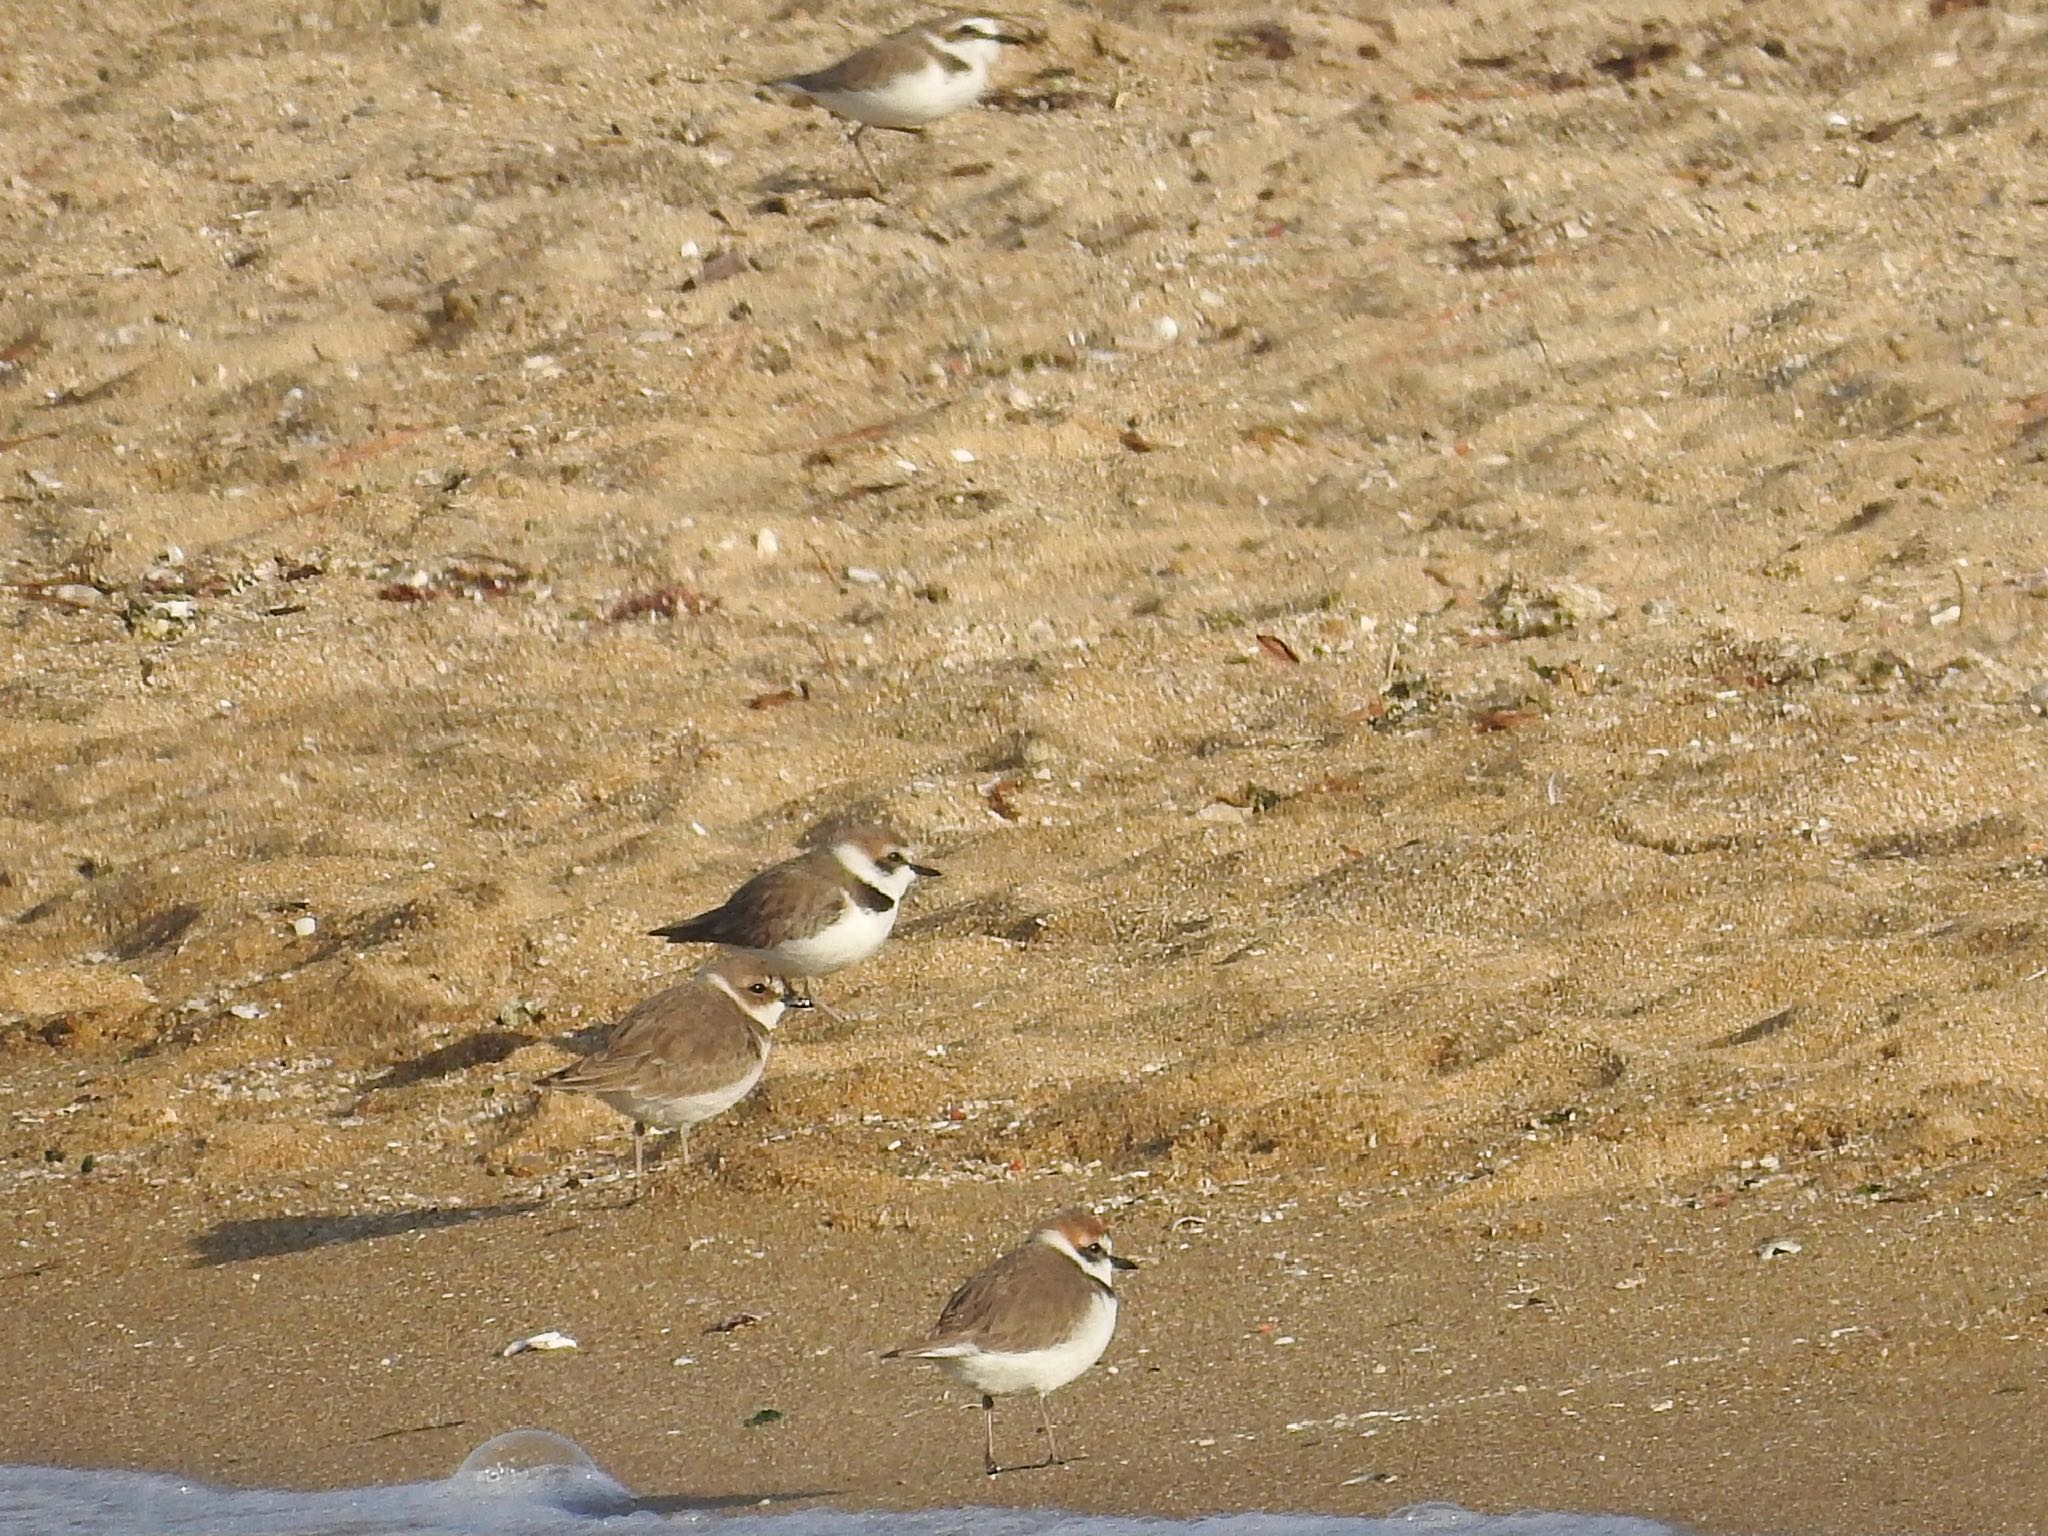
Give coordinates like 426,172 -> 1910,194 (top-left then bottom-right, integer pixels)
191,1201 -> 539,1267
631,1489 -> 850,1515
894,896 -> 1052,947
753,166 -> 887,205
347,1026 -> 541,1104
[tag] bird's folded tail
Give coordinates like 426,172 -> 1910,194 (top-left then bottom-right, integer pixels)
536,1063 -> 576,1090
648,915 -> 717,943
537,1059 -> 606,1093
882,1338 -> 978,1360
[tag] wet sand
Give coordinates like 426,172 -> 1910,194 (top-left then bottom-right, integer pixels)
4,0 -> 2048,1530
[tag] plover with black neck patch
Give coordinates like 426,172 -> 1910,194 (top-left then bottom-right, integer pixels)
649,824 -> 939,1003
768,12 -> 1030,192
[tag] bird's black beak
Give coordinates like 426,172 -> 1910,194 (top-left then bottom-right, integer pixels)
782,991 -> 816,1009
909,861 -> 943,879
1109,1253 -> 1140,1271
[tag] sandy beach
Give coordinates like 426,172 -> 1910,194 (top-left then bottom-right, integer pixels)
4,0 -> 2048,1530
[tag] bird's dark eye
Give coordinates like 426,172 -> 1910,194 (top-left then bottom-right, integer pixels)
880,851 -> 906,869
1084,1242 -> 1105,1256
750,982 -> 771,995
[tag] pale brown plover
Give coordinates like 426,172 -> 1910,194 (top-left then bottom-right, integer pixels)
883,1208 -> 1138,1475
539,956 -> 801,1179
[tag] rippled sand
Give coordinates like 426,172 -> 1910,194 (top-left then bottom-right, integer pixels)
3,1 -> 2046,1532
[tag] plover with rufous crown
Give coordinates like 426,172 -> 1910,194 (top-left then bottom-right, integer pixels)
648,824 -> 939,1006
882,1208 -> 1138,1475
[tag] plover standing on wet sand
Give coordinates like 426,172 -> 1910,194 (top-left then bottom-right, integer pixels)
883,1208 -> 1138,1475
648,824 -> 940,1005
767,13 -> 1031,191
538,957 -> 803,1180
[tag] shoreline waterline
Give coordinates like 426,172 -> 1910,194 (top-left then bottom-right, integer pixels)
0,1428 -> 1689,1536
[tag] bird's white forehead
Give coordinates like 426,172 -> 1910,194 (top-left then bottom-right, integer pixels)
931,13 -> 1008,45
835,837 -> 913,873
706,969 -> 785,1021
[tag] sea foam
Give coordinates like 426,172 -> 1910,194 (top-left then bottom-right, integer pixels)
0,1428 -> 1685,1536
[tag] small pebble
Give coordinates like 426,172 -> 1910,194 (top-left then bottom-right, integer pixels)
1755,1237 -> 1802,1260
754,528 -> 779,557
291,915 -> 318,937
845,566 -> 884,587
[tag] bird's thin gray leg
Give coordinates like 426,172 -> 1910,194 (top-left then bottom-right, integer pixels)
849,124 -> 885,198
983,1394 -> 999,1476
789,974 -> 849,1023
1036,1394 -> 1062,1466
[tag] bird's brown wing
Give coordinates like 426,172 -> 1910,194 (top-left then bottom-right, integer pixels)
650,850 -> 847,947
543,983 -> 764,1100
780,33 -> 946,95
892,1240 -> 1105,1358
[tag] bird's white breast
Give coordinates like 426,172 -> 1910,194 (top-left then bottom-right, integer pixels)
941,1292 -> 1118,1398
595,1053 -> 765,1132
813,53 -> 988,129
766,894 -> 898,975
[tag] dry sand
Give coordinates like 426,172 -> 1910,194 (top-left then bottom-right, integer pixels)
4,0 -> 2048,1530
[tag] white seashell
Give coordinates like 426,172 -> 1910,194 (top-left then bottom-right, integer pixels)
501,1330 -> 579,1357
